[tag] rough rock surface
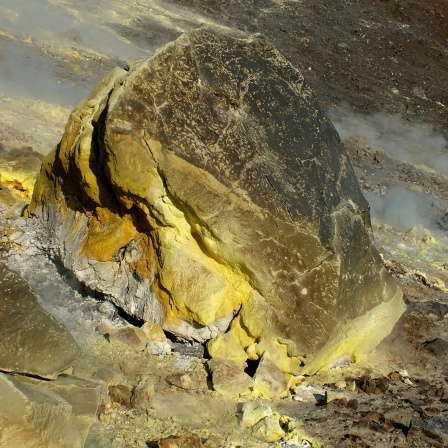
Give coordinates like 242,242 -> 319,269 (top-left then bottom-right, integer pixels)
30,28 -> 404,373
13,374 -> 107,443
253,355 -> 289,399
0,262 -> 81,379
208,357 -> 254,397
0,373 -> 84,448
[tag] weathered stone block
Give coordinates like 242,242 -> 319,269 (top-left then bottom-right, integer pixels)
0,373 -> 83,448
30,28 -> 404,373
253,355 -> 288,399
131,378 -> 155,412
208,357 -> 254,397
0,263 -> 81,379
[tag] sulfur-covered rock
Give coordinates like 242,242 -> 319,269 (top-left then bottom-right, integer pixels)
0,147 -> 44,203
207,332 -> 248,365
251,415 -> 286,443
240,399 -> 273,429
30,28 -> 404,373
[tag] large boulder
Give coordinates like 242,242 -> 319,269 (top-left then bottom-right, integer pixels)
30,28 -> 404,373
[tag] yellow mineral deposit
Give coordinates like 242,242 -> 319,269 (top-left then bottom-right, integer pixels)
301,287 -> 405,375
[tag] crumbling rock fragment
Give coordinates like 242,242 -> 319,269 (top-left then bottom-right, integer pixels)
30,28 -> 404,373
208,357 -> 254,397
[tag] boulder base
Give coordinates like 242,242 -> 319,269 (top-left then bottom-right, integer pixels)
30,28 -> 404,373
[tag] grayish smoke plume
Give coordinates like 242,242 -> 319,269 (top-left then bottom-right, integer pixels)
327,106 -> 448,233
328,106 -> 448,175
365,187 -> 445,233
0,0 -> 153,104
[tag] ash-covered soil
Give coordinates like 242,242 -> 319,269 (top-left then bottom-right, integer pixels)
0,0 -> 447,447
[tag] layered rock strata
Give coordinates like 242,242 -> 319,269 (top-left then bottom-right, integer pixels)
30,28 -> 404,373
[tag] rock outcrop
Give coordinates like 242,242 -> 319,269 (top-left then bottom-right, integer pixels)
30,28 -> 404,373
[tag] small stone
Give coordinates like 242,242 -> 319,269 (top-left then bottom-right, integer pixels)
358,376 -> 389,394
158,433 -> 203,447
97,301 -> 117,317
108,384 -> 132,407
172,342 -> 205,358
240,399 -> 272,428
253,355 -> 288,399
251,414 -> 285,443
165,371 -> 203,390
328,353 -> 352,370
292,385 -> 326,403
109,325 -> 148,351
362,411 -> 385,423
142,322 -> 167,343
422,234 -> 436,244
388,371 -> 402,381
148,340 -> 172,356
131,378 -> 155,412
97,319 -> 115,335
207,332 -> 248,365
335,380 -> 347,389
208,357 -> 254,397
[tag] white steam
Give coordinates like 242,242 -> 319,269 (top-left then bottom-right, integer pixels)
0,0 -> 154,104
327,105 -> 448,233
328,106 -> 448,175
365,187 -> 444,232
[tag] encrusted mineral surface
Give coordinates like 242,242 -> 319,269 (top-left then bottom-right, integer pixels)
30,28 -> 404,373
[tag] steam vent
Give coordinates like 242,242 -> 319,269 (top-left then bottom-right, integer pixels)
30,28 -> 405,374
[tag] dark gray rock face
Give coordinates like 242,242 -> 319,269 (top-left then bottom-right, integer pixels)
0,263 -> 82,379
30,28 -> 404,373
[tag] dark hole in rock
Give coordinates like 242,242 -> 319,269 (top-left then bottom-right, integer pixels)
115,306 -> 144,328
244,358 -> 260,377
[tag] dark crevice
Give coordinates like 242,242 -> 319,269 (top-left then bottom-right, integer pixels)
244,358 -> 260,377
52,255 -> 101,299
115,306 -> 144,327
